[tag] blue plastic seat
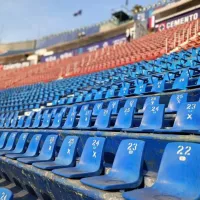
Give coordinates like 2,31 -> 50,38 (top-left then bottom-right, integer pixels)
31,111 -> 42,128
92,102 -> 103,116
23,111 -> 35,128
138,96 -> 160,113
52,137 -> 106,178
84,93 -> 93,102
124,98 -> 138,109
4,112 -> 15,128
6,134 -> 42,159
16,116 -> 25,128
123,142 -> 200,200
0,188 -> 13,200
144,80 -> 165,94
107,100 -> 119,115
0,132 -> 18,152
165,93 -> 188,113
114,106 -> 135,129
62,111 -> 77,129
187,77 -> 200,89
0,132 -> 29,156
78,104 -> 89,116
118,83 -> 130,97
94,109 -> 112,129
77,110 -> 92,129
9,112 -> 19,128
32,136 -> 79,170
134,84 -> 147,95
51,108 -> 67,128
125,105 -> 165,132
17,135 -> 58,164
105,88 -> 115,99
40,113 -> 52,128
94,91 -> 103,100
157,102 -> 200,133
0,132 -> 9,149
81,139 -> 145,190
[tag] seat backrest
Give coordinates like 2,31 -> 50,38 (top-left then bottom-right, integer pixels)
68,106 -> 77,115
105,88 -> 115,99
39,135 -> 58,159
41,113 -> 52,128
62,111 -> 77,129
94,91 -> 103,100
151,80 -> 165,92
3,132 -> 18,151
32,111 -> 42,128
173,102 -> 200,130
124,98 -> 138,109
51,108 -> 58,118
114,107 -> 135,129
166,93 -> 188,112
56,136 -> 79,165
0,188 -> 13,200
92,102 -> 103,116
24,111 -> 35,128
78,137 -> 106,171
17,116 -> 25,128
109,139 -> 145,181
140,104 -> 165,129
94,109 -> 112,129
107,100 -> 119,114
0,132 -> 9,149
77,110 -> 92,128
13,132 -> 29,152
25,134 -> 42,156
172,76 -> 189,89
84,93 -> 92,101
134,84 -> 147,94
78,104 -> 89,116
118,83 -> 130,97
155,142 -> 200,196
141,96 -> 160,112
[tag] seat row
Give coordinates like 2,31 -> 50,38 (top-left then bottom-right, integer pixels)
0,132 -> 200,200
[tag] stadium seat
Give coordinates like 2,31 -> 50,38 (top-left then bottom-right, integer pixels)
0,188 -> 13,200
93,109 -> 112,129
6,134 -> 42,159
125,105 -> 165,132
123,142 -> 200,200
52,137 -> 106,178
16,116 -> 25,128
62,111 -> 77,129
40,113 -> 52,128
23,111 -> 35,128
165,93 -> 188,113
17,135 -> 58,164
77,110 -> 92,129
81,139 -> 145,190
0,132 -> 9,149
113,106 -> 135,129
31,111 -> 42,128
50,108 -> 67,128
92,102 -> 103,116
0,132 -> 29,156
32,136 -> 79,170
157,102 -> 200,133
0,132 -> 18,152
107,100 -> 120,115
124,98 -> 138,109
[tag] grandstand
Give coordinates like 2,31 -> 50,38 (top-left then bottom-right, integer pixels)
0,0 -> 199,200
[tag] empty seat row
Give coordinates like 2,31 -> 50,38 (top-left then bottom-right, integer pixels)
1,132 -> 200,200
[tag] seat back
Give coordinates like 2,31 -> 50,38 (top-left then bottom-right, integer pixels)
0,132 -> 9,149
24,111 -> 35,128
151,80 -> 165,93
39,135 -> 58,159
140,105 -> 165,129
94,109 -> 112,129
155,142 -> 200,196
141,96 -> 160,112
124,98 -> 137,109
41,113 -> 52,128
105,88 -> 115,99
24,134 -> 42,156
94,91 -> 103,100
56,136 -> 79,166
0,188 -> 13,200
114,107 -> 135,129
172,76 -> 189,90
32,111 -> 42,128
13,132 -> 29,152
77,110 -> 92,128
173,102 -> 200,130
110,139 -> 145,181
78,137 -> 106,171
134,84 -> 146,94
62,111 -> 77,129
78,104 -> 89,116
3,132 -> 18,151
118,83 -> 130,97
166,93 -> 188,112
17,116 -> 25,128
92,102 -> 103,116
107,100 -> 119,114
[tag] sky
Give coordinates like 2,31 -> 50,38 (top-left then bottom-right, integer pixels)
0,0 -> 158,43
